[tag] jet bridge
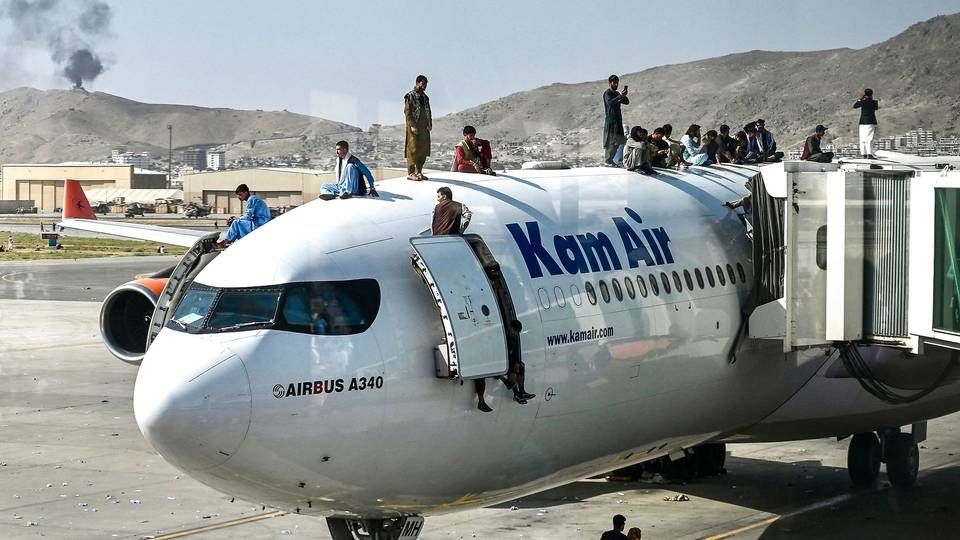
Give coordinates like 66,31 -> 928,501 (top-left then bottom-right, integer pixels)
745,157 -> 960,356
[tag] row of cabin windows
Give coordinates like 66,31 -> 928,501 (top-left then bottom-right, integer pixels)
576,262 -> 746,307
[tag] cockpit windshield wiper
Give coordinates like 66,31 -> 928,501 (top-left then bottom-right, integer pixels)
217,320 -> 272,332
169,319 -> 188,331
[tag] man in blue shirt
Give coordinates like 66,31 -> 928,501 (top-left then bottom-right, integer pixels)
320,141 -> 379,200
216,184 -> 272,248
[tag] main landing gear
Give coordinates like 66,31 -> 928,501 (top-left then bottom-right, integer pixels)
846,425 -> 923,488
327,515 -> 424,540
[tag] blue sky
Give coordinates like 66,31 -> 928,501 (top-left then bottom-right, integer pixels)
4,0 -> 960,127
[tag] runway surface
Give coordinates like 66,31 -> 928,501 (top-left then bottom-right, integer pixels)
4,258 -> 960,538
0,256 -> 177,301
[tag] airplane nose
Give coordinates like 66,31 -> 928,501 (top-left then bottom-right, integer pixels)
134,347 -> 252,472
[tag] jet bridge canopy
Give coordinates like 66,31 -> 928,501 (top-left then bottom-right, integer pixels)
746,160 -> 960,355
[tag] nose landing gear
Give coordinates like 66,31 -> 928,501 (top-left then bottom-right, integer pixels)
327,516 -> 424,540
846,426 -> 921,487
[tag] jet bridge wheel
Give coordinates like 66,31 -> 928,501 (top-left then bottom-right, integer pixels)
885,432 -> 919,488
847,432 -> 881,486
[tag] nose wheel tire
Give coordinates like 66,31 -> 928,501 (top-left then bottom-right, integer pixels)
847,432 -> 881,486
885,433 -> 919,488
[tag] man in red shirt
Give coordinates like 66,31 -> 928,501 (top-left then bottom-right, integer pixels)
454,125 -> 495,175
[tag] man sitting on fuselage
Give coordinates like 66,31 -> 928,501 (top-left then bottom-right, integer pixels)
320,141 -> 379,200
216,184 -> 271,248
455,125 -> 495,175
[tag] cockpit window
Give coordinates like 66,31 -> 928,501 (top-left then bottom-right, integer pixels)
167,279 -> 380,335
277,280 -> 381,335
207,287 -> 282,331
170,284 -> 218,331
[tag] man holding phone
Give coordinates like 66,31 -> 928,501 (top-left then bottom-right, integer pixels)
854,88 -> 880,159
602,74 -> 629,166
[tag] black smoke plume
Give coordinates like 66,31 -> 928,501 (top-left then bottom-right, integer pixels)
1,0 -> 113,87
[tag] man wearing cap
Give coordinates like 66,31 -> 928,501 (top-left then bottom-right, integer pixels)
854,88 -> 880,159
801,125 -> 834,163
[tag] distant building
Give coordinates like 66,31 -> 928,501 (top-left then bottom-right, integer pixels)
182,149 -> 207,171
1,163 -> 168,211
206,151 -> 226,170
112,151 -> 152,169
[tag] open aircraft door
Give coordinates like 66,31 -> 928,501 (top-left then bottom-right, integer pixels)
410,236 -> 509,379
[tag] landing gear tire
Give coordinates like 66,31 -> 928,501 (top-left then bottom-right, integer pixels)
661,455 -> 697,483
886,433 -> 919,488
847,432 -> 881,486
695,443 -> 727,477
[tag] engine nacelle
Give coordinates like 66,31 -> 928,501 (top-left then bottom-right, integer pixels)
99,278 -> 168,365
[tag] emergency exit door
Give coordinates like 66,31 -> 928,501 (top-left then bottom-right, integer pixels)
410,236 -> 508,379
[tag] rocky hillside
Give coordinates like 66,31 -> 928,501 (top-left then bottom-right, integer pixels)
0,87 -> 359,164
1,12 -> 957,168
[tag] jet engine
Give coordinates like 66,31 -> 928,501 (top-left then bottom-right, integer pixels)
99,278 -> 168,365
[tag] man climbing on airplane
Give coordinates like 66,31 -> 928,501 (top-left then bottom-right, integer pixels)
216,184 -> 271,248
320,141 -> 379,199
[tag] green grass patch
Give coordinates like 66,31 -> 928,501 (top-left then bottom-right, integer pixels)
0,230 -> 187,261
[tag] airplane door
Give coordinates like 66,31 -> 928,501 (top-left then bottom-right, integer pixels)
410,236 -> 509,379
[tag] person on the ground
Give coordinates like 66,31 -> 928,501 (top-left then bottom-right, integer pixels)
800,125 -> 834,163
755,119 -> 784,162
216,184 -> 271,248
626,528 -> 642,540
7,235 -> 13,251
681,124 -> 711,166
157,245 -> 166,254
431,187 -> 488,411
623,126 -> 656,174
717,124 -> 737,163
602,75 -> 629,166
648,127 -> 670,168
600,514 -> 628,540
854,88 -> 880,159
455,126 -> 496,175
320,141 -> 379,199
404,75 -> 433,180
662,124 -> 687,168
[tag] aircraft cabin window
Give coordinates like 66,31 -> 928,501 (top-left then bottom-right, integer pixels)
648,274 -> 660,296
672,271 -> 683,292
611,278 -> 623,302
716,265 -> 726,286
637,275 -> 648,298
683,269 -> 694,291
705,266 -> 716,288
660,272 -> 671,294
726,264 -> 736,285
585,282 -> 597,305
599,280 -> 611,303
538,287 -> 551,310
695,268 -> 705,289
737,262 -> 747,283
570,284 -> 583,306
554,286 -> 566,308
624,276 -> 636,299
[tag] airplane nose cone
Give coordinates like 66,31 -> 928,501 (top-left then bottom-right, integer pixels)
134,345 -> 252,472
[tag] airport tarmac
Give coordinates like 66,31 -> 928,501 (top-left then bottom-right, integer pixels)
4,259 -> 960,539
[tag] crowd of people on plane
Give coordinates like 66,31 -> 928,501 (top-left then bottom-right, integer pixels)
605,74 -> 881,172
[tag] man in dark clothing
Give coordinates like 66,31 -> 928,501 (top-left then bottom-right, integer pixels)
755,119 -> 784,162
600,514 -> 628,540
431,187 -> 472,236
650,127 -> 670,168
801,125 -> 834,163
717,124 -> 737,163
854,88 -> 880,159
602,75 -> 629,166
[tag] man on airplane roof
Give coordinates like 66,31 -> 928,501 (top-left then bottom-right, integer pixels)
216,184 -> 271,248
319,141 -> 379,200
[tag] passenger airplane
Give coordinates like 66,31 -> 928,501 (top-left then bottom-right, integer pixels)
58,158 -> 960,540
